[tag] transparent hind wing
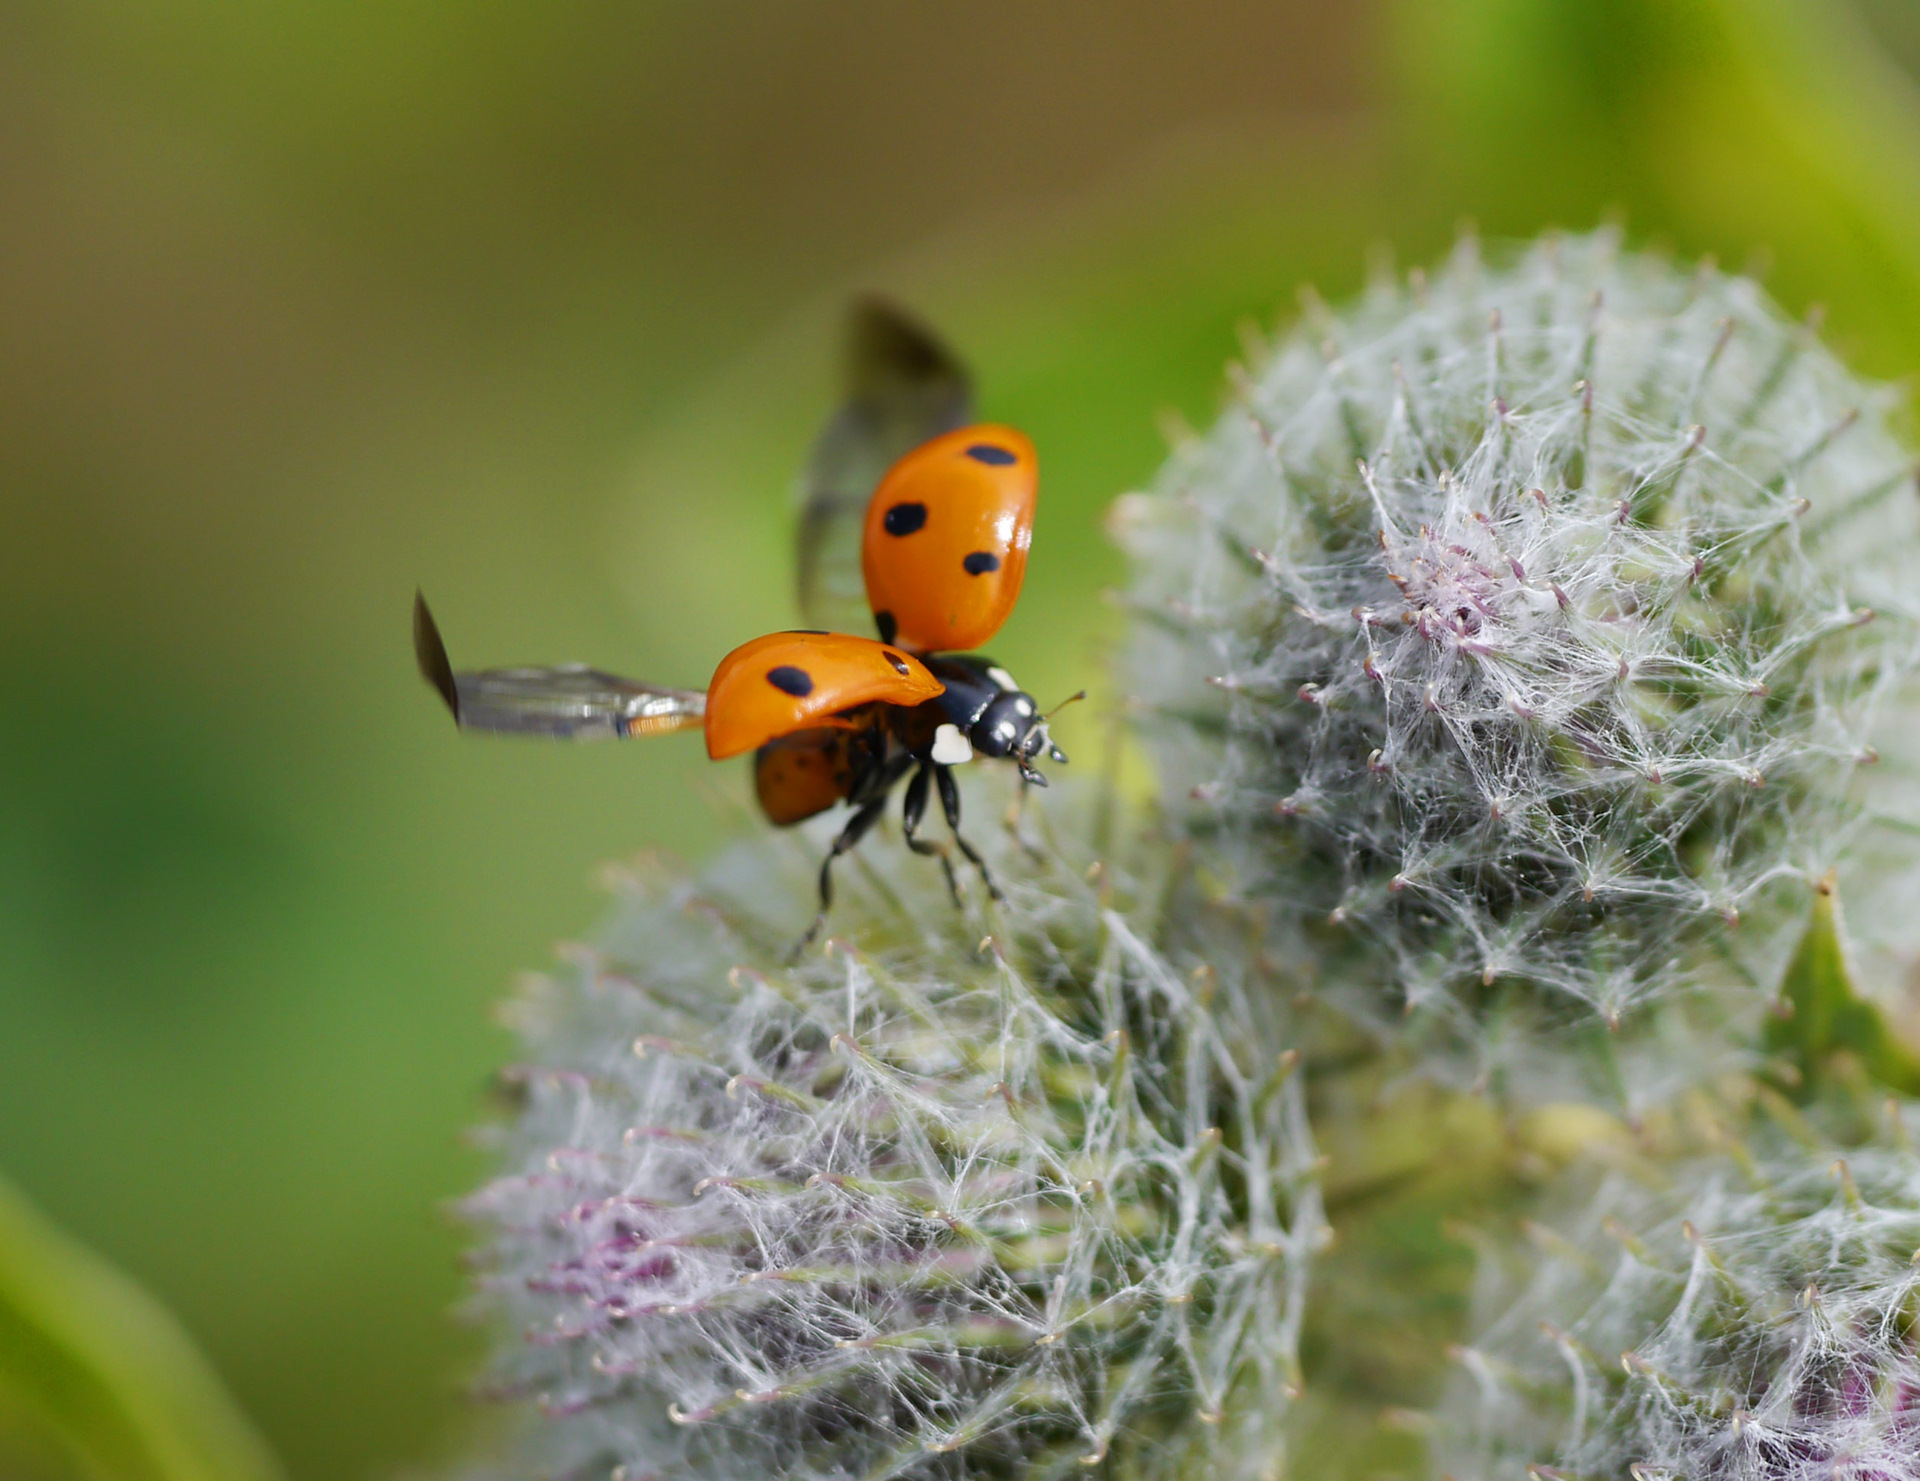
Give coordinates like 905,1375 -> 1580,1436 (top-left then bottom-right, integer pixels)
414,593 -> 705,740
444,666 -> 705,740
796,296 -> 972,635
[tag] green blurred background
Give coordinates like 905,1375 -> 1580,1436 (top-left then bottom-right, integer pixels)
3,2 -> 1918,1476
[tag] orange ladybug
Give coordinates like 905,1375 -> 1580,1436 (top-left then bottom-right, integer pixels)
416,297 -> 1072,945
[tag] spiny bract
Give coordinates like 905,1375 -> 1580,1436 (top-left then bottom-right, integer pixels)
464,813 -> 1320,1481
1118,229 -> 1920,1030
1436,1112 -> 1920,1481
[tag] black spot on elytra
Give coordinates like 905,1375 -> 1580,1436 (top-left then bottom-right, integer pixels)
963,550 -> 1001,576
875,610 -> 897,643
766,666 -> 814,697
883,502 -> 927,536
884,650 -> 911,675
965,443 -> 1017,466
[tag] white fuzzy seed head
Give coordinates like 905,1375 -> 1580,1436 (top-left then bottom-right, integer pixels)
464,810 -> 1320,1481
1436,1119 -> 1920,1481
1120,230 -> 1920,1026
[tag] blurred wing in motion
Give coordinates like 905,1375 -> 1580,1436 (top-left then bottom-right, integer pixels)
413,592 -> 705,740
796,295 -> 972,635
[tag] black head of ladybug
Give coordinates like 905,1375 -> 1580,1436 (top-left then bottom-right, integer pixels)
969,688 -> 1070,785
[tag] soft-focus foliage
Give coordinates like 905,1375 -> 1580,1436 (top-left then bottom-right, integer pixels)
468,808 -> 1319,1479
0,1172 -> 283,1481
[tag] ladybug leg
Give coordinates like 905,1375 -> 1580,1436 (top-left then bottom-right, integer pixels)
902,762 -> 962,909
936,765 -> 1003,904
795,794 -> 889,954
1002,775 -> 1048,863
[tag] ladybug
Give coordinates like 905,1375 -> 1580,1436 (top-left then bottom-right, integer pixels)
415,297 -> 1073,945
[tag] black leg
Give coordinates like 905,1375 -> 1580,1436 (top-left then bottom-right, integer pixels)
1003,773 -> 1047,862
936,766 -> 1002,903
793,795 -> 889,956
902,762 -> 962,908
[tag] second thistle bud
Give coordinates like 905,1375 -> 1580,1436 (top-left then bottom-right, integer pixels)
1436,1112 -> 1920,1481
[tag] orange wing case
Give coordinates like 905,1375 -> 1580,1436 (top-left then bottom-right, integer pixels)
860,424 -> 1037,653
704,631 -> 942,759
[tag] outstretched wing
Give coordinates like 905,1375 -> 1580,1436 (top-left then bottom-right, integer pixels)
413,593 -> 705,740
796,296 -> 972,635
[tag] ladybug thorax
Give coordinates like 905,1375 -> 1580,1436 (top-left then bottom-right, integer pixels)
912,654 -> 1050,767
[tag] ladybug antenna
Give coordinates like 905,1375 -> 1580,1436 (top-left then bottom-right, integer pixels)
1038,688 -> 1085,766
1044,690 -> 1088,722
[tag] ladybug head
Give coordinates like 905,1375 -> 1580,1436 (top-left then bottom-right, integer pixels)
970,687 -> 1077,786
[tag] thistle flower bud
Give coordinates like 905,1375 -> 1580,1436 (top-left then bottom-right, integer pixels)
1435,1110 -> 1920,1481
464,814 -> 1319,1480
1120,230 -> 1920,1027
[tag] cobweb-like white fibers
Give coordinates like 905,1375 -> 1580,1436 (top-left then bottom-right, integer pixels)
1121,230 -> 1920,1032
464,813 -> 1320,1481
1439,1127 -> 1920,1481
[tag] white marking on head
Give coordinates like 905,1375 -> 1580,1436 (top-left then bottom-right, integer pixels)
931,723 -> 974,766
987,666 -> 1017,692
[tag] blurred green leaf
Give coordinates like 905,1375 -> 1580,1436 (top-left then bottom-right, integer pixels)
1394,0 -> 1920,378
1764,880 -> 1920,1098
0,1171 -> 282,1481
